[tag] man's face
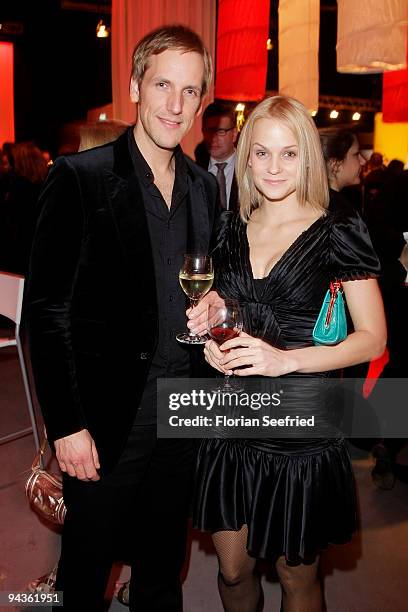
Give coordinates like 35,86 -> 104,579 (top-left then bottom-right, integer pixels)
130,49 -> 204,152
203,115 -> 237,161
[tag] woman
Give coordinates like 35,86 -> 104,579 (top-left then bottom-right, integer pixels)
190,96 -> 386,612
319,127 -> 365,212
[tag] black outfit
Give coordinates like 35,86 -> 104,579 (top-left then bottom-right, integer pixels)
193,209 -> 380,565
364,172 -> 408,483
129,136 -> 190,424
328,187 -> 356,214
26,127 -> 218,611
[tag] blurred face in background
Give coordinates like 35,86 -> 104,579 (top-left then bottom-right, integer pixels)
0,154 -> 11,175
203,115 -> 237,161
332,137 -> 365,190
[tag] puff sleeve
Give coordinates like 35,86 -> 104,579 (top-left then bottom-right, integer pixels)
330,210 -> 380,281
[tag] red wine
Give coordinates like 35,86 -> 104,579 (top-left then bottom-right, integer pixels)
209,325 -> 240,345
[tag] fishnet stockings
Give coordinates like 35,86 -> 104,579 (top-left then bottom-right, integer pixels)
212,525 -> 262,612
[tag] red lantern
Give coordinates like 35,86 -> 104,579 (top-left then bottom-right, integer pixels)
383,44 -> 408,122
215,0 -> 270,101
0,42 -> 15,146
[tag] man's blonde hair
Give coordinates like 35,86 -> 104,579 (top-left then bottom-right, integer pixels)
236,96 -> 329,222
131,25 -> 212,97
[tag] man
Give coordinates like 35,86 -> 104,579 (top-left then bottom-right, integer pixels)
197,102 -> 239,211
26,25 -> 217,612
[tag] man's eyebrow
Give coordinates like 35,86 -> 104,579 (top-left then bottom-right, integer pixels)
152,76 -> 201,91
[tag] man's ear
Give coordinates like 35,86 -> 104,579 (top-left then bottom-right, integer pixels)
329,158 -> 341,177
232,127 -> 238,144
130,77 -> 140,103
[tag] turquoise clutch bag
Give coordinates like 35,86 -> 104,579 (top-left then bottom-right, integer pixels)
312,281 -> 347,346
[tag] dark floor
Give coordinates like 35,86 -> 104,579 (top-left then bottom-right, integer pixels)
1,343 -> 408,611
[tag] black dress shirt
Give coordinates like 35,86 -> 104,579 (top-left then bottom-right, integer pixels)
129,131 -> 190,424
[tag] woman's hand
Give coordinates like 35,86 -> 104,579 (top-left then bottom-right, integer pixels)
218,331 -> 297,377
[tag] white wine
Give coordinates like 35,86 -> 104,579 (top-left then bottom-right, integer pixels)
179,273 -> 214,301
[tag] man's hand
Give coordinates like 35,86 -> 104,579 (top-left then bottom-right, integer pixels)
55,428 -> 101,481
187,290 -> 225,335
204,339 -> 231,373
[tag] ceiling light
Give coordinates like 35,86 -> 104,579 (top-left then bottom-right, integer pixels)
235,103 -> 246,131
96,20 -> 109,38
330,109 -> 339,119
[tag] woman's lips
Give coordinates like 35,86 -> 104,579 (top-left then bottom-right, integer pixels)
263,179 -> 286,185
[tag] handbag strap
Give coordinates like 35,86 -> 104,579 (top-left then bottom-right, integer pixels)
32,427 -> 49,471
325,281 -> 342,327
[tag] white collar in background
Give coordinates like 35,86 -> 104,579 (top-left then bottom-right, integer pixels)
209,151 -> 236,169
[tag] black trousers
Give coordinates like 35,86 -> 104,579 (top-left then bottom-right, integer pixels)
54,425 -> 196,611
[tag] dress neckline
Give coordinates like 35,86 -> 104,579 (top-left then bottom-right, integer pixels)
245,214 -> 326,281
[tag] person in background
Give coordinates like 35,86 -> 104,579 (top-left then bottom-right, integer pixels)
26,25 -> 217,612
320,130 -> 407,489
0,143 -> 14,203
364,166 -> 408,489
196,102 -> 239,211
319,128 -> 365,213
0,142 -> 49,274
78,119 -> 130,152
363,152 -> 387,212
362,151 -> 386,180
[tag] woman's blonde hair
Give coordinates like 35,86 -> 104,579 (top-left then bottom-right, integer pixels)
236,96 -> 329,222
78,120 -> 130,152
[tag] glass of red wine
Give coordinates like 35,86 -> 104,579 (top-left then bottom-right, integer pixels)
207,299 -> 243,390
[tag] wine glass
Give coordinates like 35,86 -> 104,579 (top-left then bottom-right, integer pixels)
207,299 -> 243,390
176,254 -> 214,344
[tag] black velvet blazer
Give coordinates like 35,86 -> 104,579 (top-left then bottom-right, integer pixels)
25,128 -> 218,473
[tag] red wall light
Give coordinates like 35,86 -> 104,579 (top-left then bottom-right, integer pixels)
0,42 -> 15,146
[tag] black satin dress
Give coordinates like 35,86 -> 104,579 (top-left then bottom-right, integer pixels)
193,209 -> 380,565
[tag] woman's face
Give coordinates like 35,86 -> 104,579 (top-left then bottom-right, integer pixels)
248,118 -> 299,204
334,138 -> 365,189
